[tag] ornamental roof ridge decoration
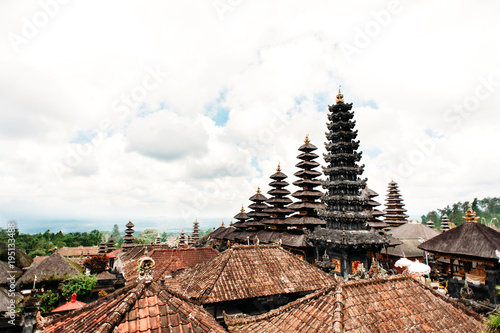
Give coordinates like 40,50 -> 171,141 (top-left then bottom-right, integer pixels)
137,256 -> 155,282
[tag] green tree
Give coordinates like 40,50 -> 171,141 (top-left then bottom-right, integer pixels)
485,286 -> 500,332
111,224 -> 122,240
60,275 -> 97,300
39,290 -> 61,313
137,229 -> 159,244
83,255 -> 108,274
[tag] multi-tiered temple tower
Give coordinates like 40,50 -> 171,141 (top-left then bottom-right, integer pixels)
309,90 -> 388,276
262,164 -> 294,229
286,136 -> 326,230
383,180 -> 409,230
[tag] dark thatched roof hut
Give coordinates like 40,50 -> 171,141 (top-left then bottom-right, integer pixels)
0,248 -> 33,269
17,252 -> 81,285
418,221 -> 500,261
0,261 -> 22,284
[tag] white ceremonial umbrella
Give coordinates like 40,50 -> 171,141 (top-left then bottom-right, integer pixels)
408,260 -> 431,275
395,257 -> 413,268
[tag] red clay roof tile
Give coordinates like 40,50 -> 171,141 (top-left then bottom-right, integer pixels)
225,275 -> 484,333
42,281 -> 226,333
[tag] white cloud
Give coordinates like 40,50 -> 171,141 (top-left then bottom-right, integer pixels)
0,0 -> 499,230
126,110 -> 209,161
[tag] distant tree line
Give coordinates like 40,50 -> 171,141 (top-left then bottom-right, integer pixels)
421,197 -> 500,230
0,222 -> 214,257
0,227 -> 104,257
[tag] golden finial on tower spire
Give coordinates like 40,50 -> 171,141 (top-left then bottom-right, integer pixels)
256,187 -> 261,194
221,220 -> 225,227
304,134 -> 310,144
463,204 -> 480,223
229,220 -> 233,227
240,205 -> 245,213
276,163 -> 281,172
336,86 -> 344,104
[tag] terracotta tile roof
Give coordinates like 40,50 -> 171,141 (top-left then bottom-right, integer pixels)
42,280 -> 227,333
32,256 -> 49,266
120,244 -> 174,262
225,275 -> 484,333
106,248 -> 123,259
57,246 -> 99,257
18,252 -> 81,285
51,293 -> 86,312
173,244 -> 336,304
123,247 -> 218,282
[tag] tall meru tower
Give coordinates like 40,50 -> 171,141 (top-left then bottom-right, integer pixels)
309,89 -> 388,276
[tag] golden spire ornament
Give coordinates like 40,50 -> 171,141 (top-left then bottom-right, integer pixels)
240,205 -> 245,213
336,87 -> 344,104
304,134 -> 310,144
256,187 -> 261,194
463,204 -> 480,223
276,163 -> 281,172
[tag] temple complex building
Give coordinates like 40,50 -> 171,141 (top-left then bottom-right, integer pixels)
419,205 -> 500,305
309,90 -> 388,276
171,244 -> 336,320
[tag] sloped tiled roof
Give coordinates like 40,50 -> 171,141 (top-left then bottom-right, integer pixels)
42,281 -> 227,333
123,247 -> 218,282
225,275 -> 484,333
419,222 -> 500,260
57,246 -> 99,257
173,244 -> 336,304
18,252 -> 81,285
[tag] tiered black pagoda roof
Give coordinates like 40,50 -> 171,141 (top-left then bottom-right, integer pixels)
362,187 -> 388,231
191,219 -> 201,244
261,164 -> 294,229
309,90 -> 387,275
440,214 -> 450,231
106,235 -> 116,253
233,205 -> 250,230
317,90 -> 370,231
383,180 -> 409,230
122,221 -> 135,250
245,188 -> 269,228
286,136 -> 326,229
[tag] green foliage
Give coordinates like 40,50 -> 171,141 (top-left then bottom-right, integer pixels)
200,229 -> 212,237
485,286 -> 500,332
83,255 -> 108,274
40,290 -> 61,313
0,228 -> 104,257
421,197 -> 500,229
160,232 -> 169,242
137,229 -> 159,244
60,275 -> 97,300
487,309 -> 500,333
111,224 -> 123,244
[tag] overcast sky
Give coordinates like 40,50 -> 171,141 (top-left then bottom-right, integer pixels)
1,0 -> 499,232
